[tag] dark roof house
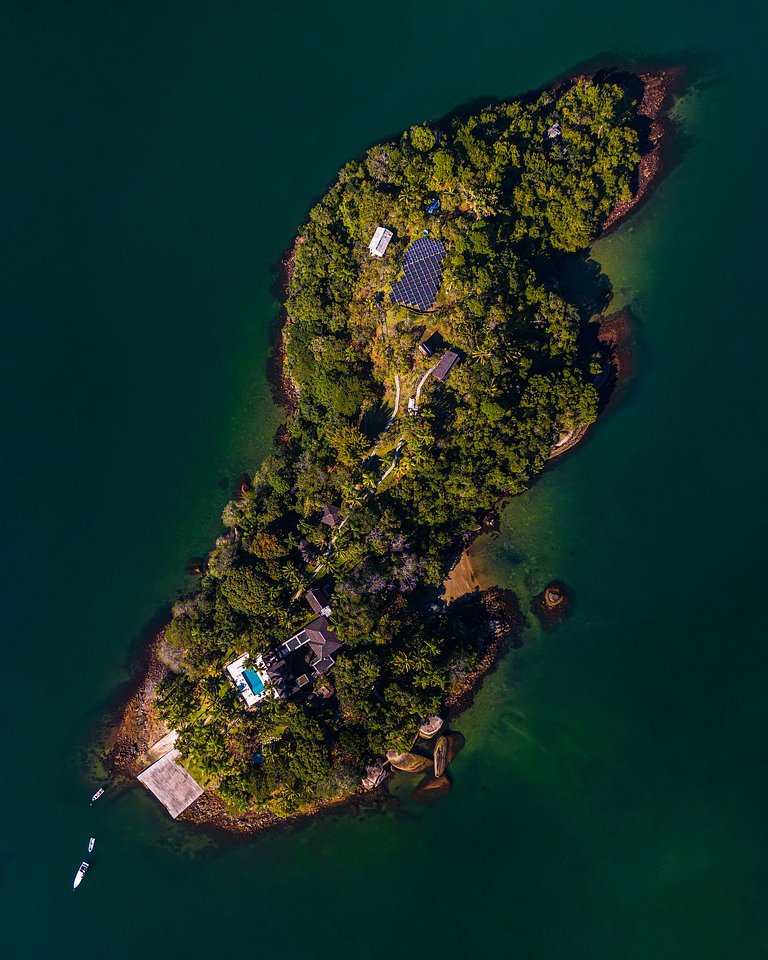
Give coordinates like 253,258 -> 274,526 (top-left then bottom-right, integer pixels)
306,585 -> 332,617
321,504 -> 341,527
432,350 -> 460,383
305,616 -> 343,676
277,615 -> 344,679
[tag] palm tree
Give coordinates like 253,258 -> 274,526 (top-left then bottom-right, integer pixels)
392,650 -> 416,673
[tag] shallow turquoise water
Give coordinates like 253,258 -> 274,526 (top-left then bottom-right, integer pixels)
2,2 -> 767,958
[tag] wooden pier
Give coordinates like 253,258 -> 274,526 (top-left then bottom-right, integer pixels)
137,749 -> 203,819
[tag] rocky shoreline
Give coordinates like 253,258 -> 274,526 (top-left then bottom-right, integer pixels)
104,633 -> 171,778
106,67 -> 675,834
601,67 -> 681,233
265,237 -> 303,415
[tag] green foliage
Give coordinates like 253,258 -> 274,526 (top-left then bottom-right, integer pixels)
410,124 -> 437,152
158,74 -> 645,815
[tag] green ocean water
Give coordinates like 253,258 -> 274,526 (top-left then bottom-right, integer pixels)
3,2 -> 767,958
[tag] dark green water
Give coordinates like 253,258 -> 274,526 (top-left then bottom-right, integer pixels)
3,2 -> 767,958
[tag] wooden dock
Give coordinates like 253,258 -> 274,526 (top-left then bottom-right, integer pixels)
137,748 -> 203,819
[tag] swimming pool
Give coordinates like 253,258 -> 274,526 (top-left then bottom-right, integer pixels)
243,669 -> 265,697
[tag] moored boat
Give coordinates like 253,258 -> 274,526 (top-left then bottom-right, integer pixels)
87,837 -> 95,854
90,787 -> 105,804
73,862 -> 89,890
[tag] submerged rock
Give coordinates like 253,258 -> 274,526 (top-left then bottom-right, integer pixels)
445,732 -> 466,765
412,773 -> 452,803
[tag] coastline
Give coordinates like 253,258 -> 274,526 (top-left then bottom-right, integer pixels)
601,67 -> 681,233
266,238 -> 304,415
107,66 -> 675,834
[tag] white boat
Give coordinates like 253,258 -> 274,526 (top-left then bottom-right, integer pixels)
90,787 -> 105,804
73,862 -> 89,890
87,837 -> 95,854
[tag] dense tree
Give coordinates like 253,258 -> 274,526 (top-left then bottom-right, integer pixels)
156,74 -> 645,816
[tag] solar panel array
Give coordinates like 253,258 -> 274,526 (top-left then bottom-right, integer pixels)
391,237 -> 446,311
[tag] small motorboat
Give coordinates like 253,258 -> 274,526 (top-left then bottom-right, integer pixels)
90,787 -> 105,804
73,862 -> 89,890
87,837 -> 95,854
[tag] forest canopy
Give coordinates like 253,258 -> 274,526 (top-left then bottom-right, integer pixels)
156,74 -> 645,818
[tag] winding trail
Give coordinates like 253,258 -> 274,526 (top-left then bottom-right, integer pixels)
414,364 -> 436,408
298,359 -> 434,590
378,438 -> 404,487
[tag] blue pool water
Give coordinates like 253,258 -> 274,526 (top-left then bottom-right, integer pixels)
243,669 -> 265,697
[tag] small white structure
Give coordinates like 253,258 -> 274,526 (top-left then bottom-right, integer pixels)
546,121 -> 562,139
368,226 -> 393,258
407,397 -> 418,414
225,653 -> 272,708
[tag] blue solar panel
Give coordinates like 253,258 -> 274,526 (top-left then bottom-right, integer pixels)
403,237 -> 445,264
391,238 -> 446,311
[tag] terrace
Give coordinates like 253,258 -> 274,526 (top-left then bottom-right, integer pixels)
225,653 -> 275,708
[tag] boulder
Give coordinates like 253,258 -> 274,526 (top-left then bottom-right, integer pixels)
544,582 -> 565,608
433,735 -> 448,778
386,750 -> 433,774
362,764 -> 388,790
531,580 -> 572,631
418,716 -> 444,739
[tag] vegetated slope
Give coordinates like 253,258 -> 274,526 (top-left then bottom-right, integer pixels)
158,74 -> 644,818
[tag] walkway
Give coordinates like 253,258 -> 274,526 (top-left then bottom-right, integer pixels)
413,363 -> 437,408
297,346 -> 434,589
378,438 -> 404,487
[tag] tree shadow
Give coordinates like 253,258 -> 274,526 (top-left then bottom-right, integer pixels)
361,400 -> 392,441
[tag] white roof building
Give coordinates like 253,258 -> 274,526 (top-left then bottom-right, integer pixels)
225,652 -> 273,708
368,226 -> 393,258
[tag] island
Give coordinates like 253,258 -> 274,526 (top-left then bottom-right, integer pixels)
107,68 -> 673,831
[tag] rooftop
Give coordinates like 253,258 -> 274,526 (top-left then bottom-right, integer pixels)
137,749 -> 204,819
432,350 -> 460,382
306,585 -> 332,617
321,503 -> 341,527
278,615 -> 343,677
369,226 -> 393,258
